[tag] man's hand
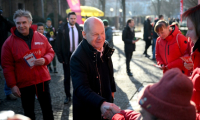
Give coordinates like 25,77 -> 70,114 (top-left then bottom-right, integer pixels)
132,39 -> 139,44
148,36 -> 151,39
11,86 -> 21,97
34,58 -> 45,66
104,103 -> 121,115
101,102 -> 115,119
184,62 -> 193,70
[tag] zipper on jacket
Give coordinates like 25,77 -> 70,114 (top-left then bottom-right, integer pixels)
168,45 -> 169,55
165,41 -> 168,64
95,53 -> 102,96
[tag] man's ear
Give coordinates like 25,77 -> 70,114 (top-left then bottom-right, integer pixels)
29,21 -> 32,27
82,31 -> 86,39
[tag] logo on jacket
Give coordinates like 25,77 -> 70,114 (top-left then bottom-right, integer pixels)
35,42 -> 44,45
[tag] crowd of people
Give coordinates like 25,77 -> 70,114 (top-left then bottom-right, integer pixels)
0,3 -> 200,120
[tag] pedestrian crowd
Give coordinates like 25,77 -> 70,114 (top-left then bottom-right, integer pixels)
0,4 -> 200,120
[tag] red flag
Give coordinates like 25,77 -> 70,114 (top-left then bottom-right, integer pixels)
180,0 -> 183,22
67,0 -> 82,24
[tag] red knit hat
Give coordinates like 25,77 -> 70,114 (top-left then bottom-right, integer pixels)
138,68 -> 196,120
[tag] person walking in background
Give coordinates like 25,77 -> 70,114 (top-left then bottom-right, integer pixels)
122,19 -> 139,76
70,17 -> 117,120
143,16 -> 152,58
45,18 -> 58,73
1,10 -> 55,120
152,15 -> 164,60
56,12 -> 83,104
155,20 -> 188,74
103,19 -> 113,48
0,9 -> 17,102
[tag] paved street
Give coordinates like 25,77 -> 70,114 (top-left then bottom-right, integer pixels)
0,31 -> 163,120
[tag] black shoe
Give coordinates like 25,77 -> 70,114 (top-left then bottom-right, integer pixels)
54,68 -> 58,73
151,58 -> 156,61
145,54 -> 150,58
64,97 -> 71,104
127,72 -> 133,76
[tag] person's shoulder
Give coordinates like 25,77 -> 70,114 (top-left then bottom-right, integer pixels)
34,31 -> 48,40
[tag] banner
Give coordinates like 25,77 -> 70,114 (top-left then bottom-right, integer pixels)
67,0 -> 82,24
180,0 -> 183,22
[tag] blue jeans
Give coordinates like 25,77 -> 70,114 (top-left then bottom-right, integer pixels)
152,38 -> 157,59
4,80 -> 12,96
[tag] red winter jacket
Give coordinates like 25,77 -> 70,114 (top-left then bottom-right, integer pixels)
191,68 -> 200,113
156,25 -> 188,74
112,110 -> 140,120
191,47 -> 200,70
1,25 -> 55,88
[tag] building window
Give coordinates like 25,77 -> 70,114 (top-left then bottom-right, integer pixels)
18,3 -> 23,9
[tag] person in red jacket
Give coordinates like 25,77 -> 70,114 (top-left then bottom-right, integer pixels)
107,68 -> 196,120
155,20 -> 188,74
1,10 -> 55,120
183,5 -> 200,119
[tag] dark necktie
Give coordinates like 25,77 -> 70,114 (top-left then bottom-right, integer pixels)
71,27 -> 75,52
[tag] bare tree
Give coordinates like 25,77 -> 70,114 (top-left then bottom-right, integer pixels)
184,0 -> 198,8
99,0 -> 105,18
151,0 -> 161,16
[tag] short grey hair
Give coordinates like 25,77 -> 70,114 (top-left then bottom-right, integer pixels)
13,9 -> 32,23
83,19 -> 90,33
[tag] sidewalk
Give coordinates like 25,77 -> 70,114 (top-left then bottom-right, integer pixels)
0,32 -> 163,120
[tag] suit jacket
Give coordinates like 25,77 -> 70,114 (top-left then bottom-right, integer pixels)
56,22 -> 83,64
70,39 -> 116,120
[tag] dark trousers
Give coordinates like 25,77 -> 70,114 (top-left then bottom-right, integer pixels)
48,56 -> 56,67
19,81 -> 54,120
63,53 -> 72,98
143,39 -> 152,54
49,41 -> 56,67
125,51 -> 133,72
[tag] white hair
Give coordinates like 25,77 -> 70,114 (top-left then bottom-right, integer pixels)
13,9 -> 32,23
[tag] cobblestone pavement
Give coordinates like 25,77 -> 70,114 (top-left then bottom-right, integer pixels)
0,31 -> 163,120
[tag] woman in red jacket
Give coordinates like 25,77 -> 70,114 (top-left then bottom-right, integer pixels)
183,5 -> 200,119
109,68 -> 196,120
154,20 -> 188,74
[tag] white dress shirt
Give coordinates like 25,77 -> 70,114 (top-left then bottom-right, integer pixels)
68,23 -> 79,52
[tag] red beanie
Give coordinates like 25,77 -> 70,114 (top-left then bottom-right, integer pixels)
138,68 -> 196,120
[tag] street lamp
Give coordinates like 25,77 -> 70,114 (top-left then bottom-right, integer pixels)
110,8 -> 114,17
129,11 -> 132,16
119,9 -> 122,13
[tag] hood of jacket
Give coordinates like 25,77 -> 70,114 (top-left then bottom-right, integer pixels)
164,25 -> 181,41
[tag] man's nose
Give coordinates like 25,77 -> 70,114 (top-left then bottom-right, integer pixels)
97,34 -> 102,39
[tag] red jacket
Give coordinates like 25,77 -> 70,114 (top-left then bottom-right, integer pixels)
191,50 -> 200,70
112,110 -> 140,120
156,25 -> 188,74
1,25 -> 55,88
191,68 -> 200,113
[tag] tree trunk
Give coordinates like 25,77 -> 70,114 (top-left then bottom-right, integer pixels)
122,0 -> 126,27
157,0 -> 160,16
53,0 -> 58,29
99,0 -> 105,19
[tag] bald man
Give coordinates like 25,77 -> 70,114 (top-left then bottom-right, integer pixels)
70,17 -> 117,120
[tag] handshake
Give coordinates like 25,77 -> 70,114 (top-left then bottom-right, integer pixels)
100,102 -> 121,120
